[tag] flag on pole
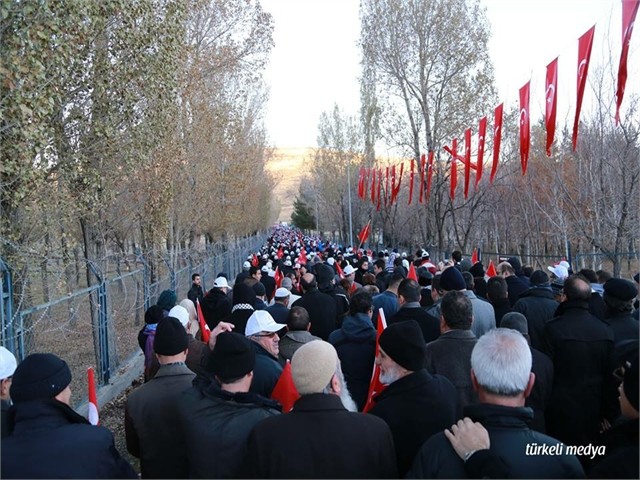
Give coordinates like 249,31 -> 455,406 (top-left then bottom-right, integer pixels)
271,360 -> 299,412
573,25 -> 595,150
298,248 -> 307,265
545,58 -> 558,156
486,259 -> 497,278
357,221 -> 372,248
274,266 -> 284,288
362,308 -> 388,413
196,299 -> 211,343
407,263 -> 418,281
616,0 -> 639,124
519,81 -> 531,175
471,248 -> 479,265
251,254 -> 259,267
335,261 -> 345,280
87,367 -> 99,426
276,247 -> 284,259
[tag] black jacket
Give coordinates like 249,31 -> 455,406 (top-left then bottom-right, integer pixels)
249,341 -> 283,398
389,303 -> 440,343
266,302 -> 289,325
201,288 -> 232,329
1,399 -> 10,439
528,346 -> 554,433
605,310 -> 640,368
261,275 -> 276,302
369,369 -> 457,477
505,275 -> 529,306
328,312 -> 377,411
1,399 -> 136,479
187,283 -> 204,305
292,288 -> 338,340
588,419 -> 639,479
407,403 -> 584,479
177,383 -> 280,478
242,393 -> 398,478
513,286 -> 559,351
543,300 -> 616,451
491,297 -> 512,327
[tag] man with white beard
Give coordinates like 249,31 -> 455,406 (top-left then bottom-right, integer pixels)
369,320 -> 458,477
242,340 -> 398,478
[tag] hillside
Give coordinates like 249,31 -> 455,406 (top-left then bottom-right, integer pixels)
266,147 -> 312,222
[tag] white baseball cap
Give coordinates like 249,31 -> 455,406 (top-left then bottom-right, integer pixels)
213,277 -> 229,288
243,261 -> 251,269
245,311 -> 283,337
343,264 -> 356,276
275,288 -> 290,298
168,305 -> 190,327
0,347 -> 17,380
548,264 -> 569,280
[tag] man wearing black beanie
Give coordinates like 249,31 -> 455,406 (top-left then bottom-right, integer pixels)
125,317 -> 195,479
369,320 -> 457,477
177,332 -> 280,478
1,353 -> 136,478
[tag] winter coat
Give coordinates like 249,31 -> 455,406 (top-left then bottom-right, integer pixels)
242,393 -> 398,478
491,297 -> 512,327
265,302 -> 289,325
222,306 -> 254,336
278,330 -> 320,362
505,274 -> 529,306
200,288 -> 232,329
261,275 -> 276,303
512,286 -> 559,351
589,419 -> 639,479
318,283 -> 350,327
605,310 -> 640,368
463,290 -> 496,338
424,329 -> 478,418
249,341 -> 283,398
2,399 -> 136,479
407,403 -> 584,479
372,290 -> 400,328
328,312 -> 377,411
147,334 -> 211,381
125,362 -> 195,479
176,382 -> 280,478
369,369 -> 457,477
187,283 -> 204,305
292,288 -> 338,340
543,300 -> 617,451
528,347 -> 554,433
389,303 -> 440,343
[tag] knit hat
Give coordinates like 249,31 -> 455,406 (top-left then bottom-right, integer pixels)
156,290 -> 177,311
233,283 -> 256,306
530,270 -> 550,287
10,353 -> 72,402
145,305 -> 164,325
209,332 -> 255,381
314,263 -> 335,285
440,266 -> 466,291
154,317 -> 189,356
469,262 -> 485,278
623,356 -> 639,412
252,281 -> 266,297
379,320 -> 426,371
291,341 -> 339,395
0,347 -> 17,380
604,278 -> 638,301
507,257 -> 523,274
460,258 -> 473,272
168,305 -> 190,328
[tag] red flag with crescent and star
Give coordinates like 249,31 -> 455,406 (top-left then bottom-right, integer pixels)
271,360 -> 300,412
616,0 -> 639,124
491,104 -> 503,184
477,117 -> 486,188
519,81 -> 530,175
545,58 -> 558,157
196,299 -> 211,343
573,25 -> 595,150
362,308 -> 388,413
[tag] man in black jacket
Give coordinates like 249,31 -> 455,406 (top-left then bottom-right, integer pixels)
408,328 -> 584,479
200,276 -> 232,329
1,353 -> 136,479
369,320 -> 457,476
177,332 -> 280,478
187,273 -> 204,305
390,279 -> 440,343
292,273 -> 338,340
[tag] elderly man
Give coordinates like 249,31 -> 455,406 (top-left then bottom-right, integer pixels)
126,317 -> 195,478
279,306 -> 320,362
602,278 -> 639,368
424,291 -> 478,417
242,340 -> 398,478
0,347 -> 17,438
408,328 -> 584,479
2,353 -> 136,478
266,287 -> 290,325
369,320 -> 457,476
245,310 -> 283,398
177,332 -> 280,478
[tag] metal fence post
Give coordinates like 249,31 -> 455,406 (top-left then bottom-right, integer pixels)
135,249 -> 151,311
87,262 -> 110,385
0,257 -> 15,354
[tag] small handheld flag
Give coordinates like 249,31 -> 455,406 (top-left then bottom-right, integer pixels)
87,367 -> 99,426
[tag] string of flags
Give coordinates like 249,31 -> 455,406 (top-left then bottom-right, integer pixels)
356,0 -> 638,206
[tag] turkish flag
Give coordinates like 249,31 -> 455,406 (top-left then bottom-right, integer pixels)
357,167 -> 365,199
519,81 -> 531,175
87,367 -> 99,425
392,163 -> 403,204
357,221 -> 371,246
408,158 -> 415,205
477,117 -> 486,188
196,299 -> 211,343
276,247 -> 284,259
418,153 -> 426,203
426,151 -> 434,198
335,261 -> 345,280
573,25 -> 595,151
449,139 -> 458,201
407,263 -> 418,281
274,267 -> 284,289
545,58 -> 558,157
491,104 -> 503,184
362,308 -> 388,413
616,0 -> 639,124
471,248 -> 479,265
298,248 -> 307,265
464,128 -> 471,200
271,361 -> 300,413
370,168 -> 376,203
486,259 -> 497,278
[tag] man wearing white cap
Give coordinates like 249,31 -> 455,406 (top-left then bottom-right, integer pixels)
1,346 -> 17,438
266,288 -> 290,324
242,341 -> 397,478
201,276 -> 232,329
245,311 -> 284,398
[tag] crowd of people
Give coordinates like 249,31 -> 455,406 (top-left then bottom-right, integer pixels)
1,224 -> 638,478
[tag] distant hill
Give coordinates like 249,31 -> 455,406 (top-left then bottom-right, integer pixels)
266,147 -> 312,222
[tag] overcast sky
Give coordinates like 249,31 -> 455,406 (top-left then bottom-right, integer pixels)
261,0 -> 636,149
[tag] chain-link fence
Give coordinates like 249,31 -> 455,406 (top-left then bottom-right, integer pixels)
0,232 -> 268,407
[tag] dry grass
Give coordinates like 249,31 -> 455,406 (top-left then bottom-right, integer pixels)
266,147 -> 310,222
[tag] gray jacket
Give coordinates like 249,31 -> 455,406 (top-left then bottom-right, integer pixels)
463,290 -> 496,338
278,330 -> 321,362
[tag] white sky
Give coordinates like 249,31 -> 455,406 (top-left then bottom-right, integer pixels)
261,0 -> 638,149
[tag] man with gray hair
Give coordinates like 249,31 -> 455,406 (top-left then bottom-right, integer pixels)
242,340 -> 397,478
408,328 -> 584,479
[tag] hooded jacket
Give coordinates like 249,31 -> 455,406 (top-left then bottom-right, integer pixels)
200,288 -> 232,329
512,286 -> 559,351
329,312 -> 376,411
